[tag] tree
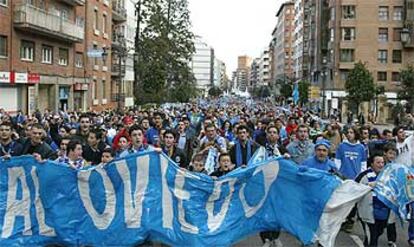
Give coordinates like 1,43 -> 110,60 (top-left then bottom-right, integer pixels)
135,0 -> 197,104
298,80 -> 310,105
208,86 -> 222,97
280,83 -> 292,99
345,62 -> 376,114
398,65 -> 414,113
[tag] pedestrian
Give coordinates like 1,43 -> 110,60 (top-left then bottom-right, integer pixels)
287,124 -> 314,165
301,139 -> 336,172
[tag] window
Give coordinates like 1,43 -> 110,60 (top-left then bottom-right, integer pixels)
76,16 -> 85,27
20,40 -> 34,61
378,6 -> 389,21
392,50 -> 402,63
342,5 -> 356,19
330,28 -> 335,42
102,80 -> 106,99
0,35 -> 7,57
342,27 -> 355,41
94,9 -> 99,31
393,28 -> 402,41
58,48 -> 68,66
378,50 -> 388,64
393,7 -> 403,21
330,7 -> 335,20
378,28 -> 388,42
41,45 -> 53,64
0,0 -> 7,7
75,52 -> 83,68
377,72 -> 387,81
102,14 -> 107,34
93,80 -> 98,100
392,72 -> 401,82
340,70 -> 349,81
93,45 -> 98,66
340,49 -> 354,62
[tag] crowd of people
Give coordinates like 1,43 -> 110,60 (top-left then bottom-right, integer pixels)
0,98 -> 413,247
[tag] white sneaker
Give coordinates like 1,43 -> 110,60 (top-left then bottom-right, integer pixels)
262,239 -> 271,247
272,239 -> 283,247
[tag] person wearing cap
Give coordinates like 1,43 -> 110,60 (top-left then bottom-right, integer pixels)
300,139 -> 336,172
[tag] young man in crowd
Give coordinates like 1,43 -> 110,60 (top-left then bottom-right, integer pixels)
56,139 -> 88,170
83,129 -> 108,165
210,153 -> 235,178
146,112 -> 164,146
229,125 -> 259,167
287,124 -> 314,165
21,123 -> 57,161
119,125 -> 161,158
0,122 -> 23,158
162,130 -> 188,169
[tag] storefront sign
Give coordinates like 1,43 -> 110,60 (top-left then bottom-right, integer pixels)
28,73 -> 40,84
0,72 -> 10,83
15,73 -> 28,84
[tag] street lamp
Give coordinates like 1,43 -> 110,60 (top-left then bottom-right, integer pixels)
321,57 -> 327,118
401,28 -> 411,43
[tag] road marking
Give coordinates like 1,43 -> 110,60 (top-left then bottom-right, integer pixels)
349,234 -> 364,247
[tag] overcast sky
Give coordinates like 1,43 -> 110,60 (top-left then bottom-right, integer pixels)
188,0 -> 284,75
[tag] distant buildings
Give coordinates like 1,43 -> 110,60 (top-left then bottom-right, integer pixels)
232,55 -> 252,92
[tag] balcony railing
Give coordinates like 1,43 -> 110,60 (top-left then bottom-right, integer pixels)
111,63 -> 126,76
14,4 -> 84,43
58,0 -> 85,6
112,2 -> 127,22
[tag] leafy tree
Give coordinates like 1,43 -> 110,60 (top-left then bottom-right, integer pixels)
298,80 -> 310,105
135,0 -> 197,104
208,86 -> 222,97
280,83 -> 292,99
398,65 -> 414,113
345,62 -> 376,114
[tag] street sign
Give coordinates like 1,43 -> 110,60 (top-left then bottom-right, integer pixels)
308,86 -> 320,99
87,49 -> 104,58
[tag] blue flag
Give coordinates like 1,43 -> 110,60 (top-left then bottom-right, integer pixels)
0,153 -> 369,247
374,163 -> 414,218
293,83 -> 299,105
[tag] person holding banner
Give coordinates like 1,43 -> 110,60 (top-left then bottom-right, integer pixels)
264,125 -> 289,158
356,154 -> 396,247
56,139 -> 89,169
21,123 -> 57,161
0,122 -> 23,158
301,139 -> 336,172
210,153 -> 235,178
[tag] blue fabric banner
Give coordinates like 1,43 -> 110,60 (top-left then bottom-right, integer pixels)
0,152 -> 343,246
374,163 -> 414,219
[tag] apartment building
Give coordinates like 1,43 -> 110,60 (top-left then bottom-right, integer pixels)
0,0 -> 86,113
191,36 -> 215,96
234,55 -> 252,92
328,0 -> 414,104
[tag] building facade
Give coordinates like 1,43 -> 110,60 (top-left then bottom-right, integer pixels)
327,0 -> 414,107
258,48 -> 270,86
233,55 -> 252,92
0,0 -> 87,114
274,1 -> 295,82
191,36 -> 215,96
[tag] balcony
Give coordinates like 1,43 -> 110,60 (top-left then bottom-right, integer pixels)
14,4 -> 84,43
112,32 -> 126,50
58,0 -> 85,6
111,63 -> 126,77
112,3 -> 127,22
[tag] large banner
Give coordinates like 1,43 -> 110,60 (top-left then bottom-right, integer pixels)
0,152 -> 369,247
375,163 -> 414,218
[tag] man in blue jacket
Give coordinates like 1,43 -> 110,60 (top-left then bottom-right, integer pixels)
301,139 -> 336,172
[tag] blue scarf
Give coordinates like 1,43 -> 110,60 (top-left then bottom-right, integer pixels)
236,140 -> 252,167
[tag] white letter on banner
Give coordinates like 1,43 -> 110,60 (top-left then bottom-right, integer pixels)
206,178 -> 237,232
78,168 -> 116,230
174,171 -> 199,234
239,161 -> 280,218
160,156 -> 173,230
1,167 -> 32,238
31,167 -> 55,236
115,156 -> 149,228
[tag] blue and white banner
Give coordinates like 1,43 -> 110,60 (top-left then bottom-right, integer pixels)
375,163 -> 414,219
0,152 -> 369,247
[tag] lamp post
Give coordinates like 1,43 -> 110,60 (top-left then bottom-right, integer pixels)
113,30 -> 127,111
401,27 -> 411,44
321,57 -> 327,118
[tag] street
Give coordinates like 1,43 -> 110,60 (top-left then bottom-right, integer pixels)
236,223 -> 408,246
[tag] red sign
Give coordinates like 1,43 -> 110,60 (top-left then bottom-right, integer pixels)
28,73 -> 40,84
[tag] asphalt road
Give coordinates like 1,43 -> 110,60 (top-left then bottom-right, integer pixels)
235,222 -> 408,247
